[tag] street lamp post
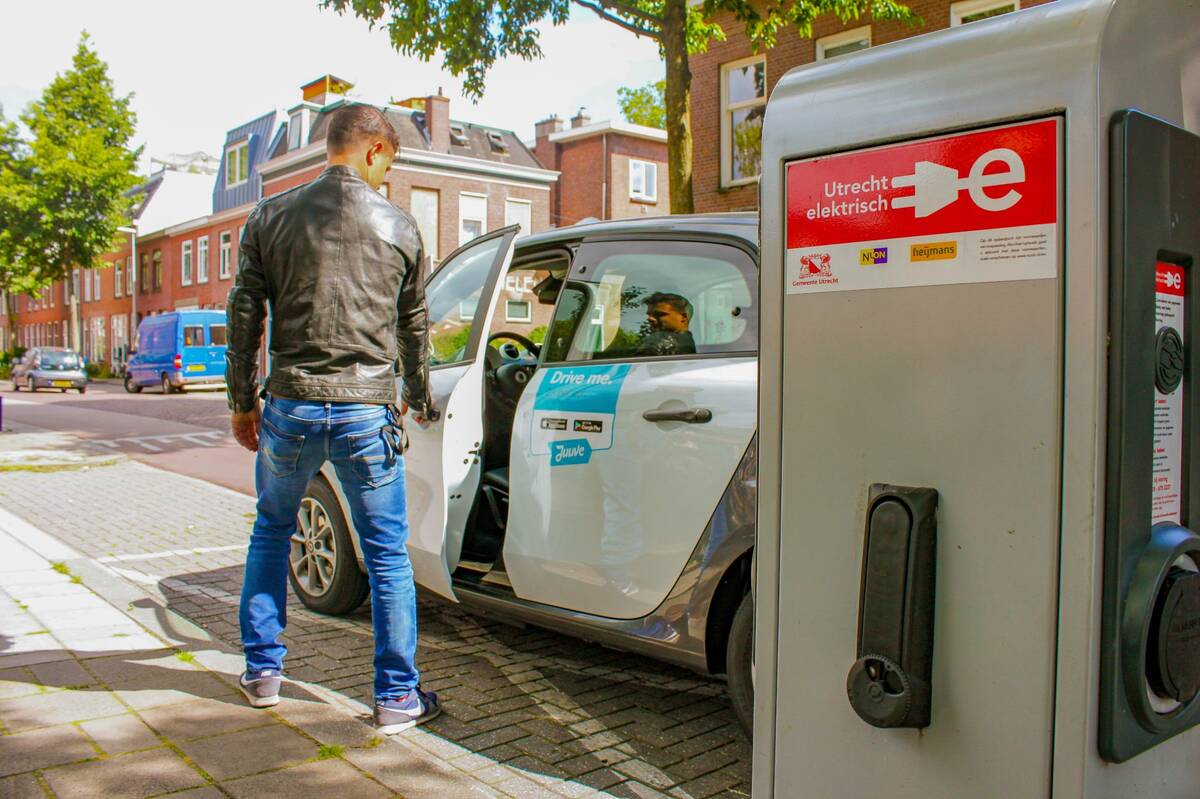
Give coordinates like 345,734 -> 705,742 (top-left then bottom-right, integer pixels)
117,222 -> 137,368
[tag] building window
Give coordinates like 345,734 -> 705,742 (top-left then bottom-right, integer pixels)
115,261 -> 123,298
197,236 -> 209,284
378,182 -> 391,200
459,300 -> 476,322
504,198 -> 532,236
505,299 -> 532,323
951,0 -> 1019,25
816,25 -> 871,60
411,189 -> 440,263
288,112 -> 304,151
93,270 -> 101,302
449,123 -> 469,146
126,256 -> 134,296
720,56 -> 766,187
225,141 -> 250,187
629,160 -> 658,202
140,254 -> 149,294
219,231 -> 232,279
459,192 -> 487,246
83,269 -> 92,302
153,250 -> 162,290
181,240 -> 194,286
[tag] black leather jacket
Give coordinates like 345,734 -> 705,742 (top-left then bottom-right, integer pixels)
225,165 -> 432,414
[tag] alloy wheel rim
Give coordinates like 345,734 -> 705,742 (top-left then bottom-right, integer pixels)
290,497 -> 336,597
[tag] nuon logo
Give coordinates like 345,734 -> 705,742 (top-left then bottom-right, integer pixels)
891,148 -> 1026,218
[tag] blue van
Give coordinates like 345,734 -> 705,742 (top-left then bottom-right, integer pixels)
124,310 -> 227,394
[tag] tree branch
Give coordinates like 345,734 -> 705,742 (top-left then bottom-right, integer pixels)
571,0 -> 661,38
597,0 -> 660,25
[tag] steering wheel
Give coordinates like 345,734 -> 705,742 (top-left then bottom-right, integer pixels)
485,332 -> 540,402
487,331 -> 540,359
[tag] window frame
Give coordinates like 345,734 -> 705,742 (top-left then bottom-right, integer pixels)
720,55 -> 768,189
225,141 -> 250,188
503,197 -> 532,236
181,240 -> 194,286
114,260 -> 123,298
411,188 -> 441,263
219,231 -> 232,279
629,159 -> 658,202
504,299 -> 533,323
152,250 -> 162,291
539,235 -> 760,368
458,192 -> 488,247
197,235 -> 210,284
950,0 -> 1019,25
816,25 -> 872,60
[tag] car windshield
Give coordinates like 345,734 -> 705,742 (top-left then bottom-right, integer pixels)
39,352 -> 81,371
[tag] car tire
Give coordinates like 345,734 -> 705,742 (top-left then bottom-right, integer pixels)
11,381 -> 18,392
124,374 -> 142,393
726,591 -> 754,736
161,374 -> 173,395
288,477 -> 369,616
77,386 -> 86,394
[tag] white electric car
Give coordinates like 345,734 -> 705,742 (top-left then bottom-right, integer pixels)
291,214 -> 759,729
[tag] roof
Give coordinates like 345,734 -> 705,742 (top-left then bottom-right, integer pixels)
547,119 -> 668,145
213,110 -> 281,213
305,101 -> 541,168
518,212 -> 759,251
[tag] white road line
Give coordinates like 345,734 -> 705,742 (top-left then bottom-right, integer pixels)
183,434 -> 217,447
96,543 -> 248,564
94,441 -> 119,449
131,438 -> 163,452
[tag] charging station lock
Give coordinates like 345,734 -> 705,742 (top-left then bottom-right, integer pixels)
847,485 -> 937,729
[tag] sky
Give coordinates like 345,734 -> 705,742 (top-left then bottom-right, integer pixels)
0,0 -> 664,170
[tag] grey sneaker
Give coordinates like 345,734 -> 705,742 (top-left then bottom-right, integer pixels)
238,669 -> 282,708
373,688 -> 441,734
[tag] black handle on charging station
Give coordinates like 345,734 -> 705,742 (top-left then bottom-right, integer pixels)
847,484 -> 938,728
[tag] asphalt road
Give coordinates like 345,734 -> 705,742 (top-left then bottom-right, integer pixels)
1,380 -> 255,495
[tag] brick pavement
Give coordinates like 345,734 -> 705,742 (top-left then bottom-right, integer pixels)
0,458 -> 751,797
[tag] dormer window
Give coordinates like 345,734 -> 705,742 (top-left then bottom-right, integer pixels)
288,112 -> 305,150
225,141 -> 250,187
486,131 -> 508,151
449,123 -> 469,146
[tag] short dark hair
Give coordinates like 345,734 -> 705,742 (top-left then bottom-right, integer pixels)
326,104 -> 400,154
644,292 -> 693,318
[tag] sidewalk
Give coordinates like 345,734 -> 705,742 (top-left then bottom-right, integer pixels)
0,511 -> 498,798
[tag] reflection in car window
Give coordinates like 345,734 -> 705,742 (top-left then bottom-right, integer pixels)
425,236 -> 503,366
483,257 -> 568,357
542,242 -> 757,363
209,325 -> 227,346
39,351 -> 81,371
183,325 -> 204,347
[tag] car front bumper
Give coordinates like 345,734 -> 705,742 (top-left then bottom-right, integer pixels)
31,373 -> 87,389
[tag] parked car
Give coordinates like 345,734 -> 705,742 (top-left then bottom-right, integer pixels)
125,310 -> 227,394
291,214 -> 759,730
10,347 -> 89,393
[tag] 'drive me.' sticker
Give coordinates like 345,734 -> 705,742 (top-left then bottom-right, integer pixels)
531,365 -> 630,467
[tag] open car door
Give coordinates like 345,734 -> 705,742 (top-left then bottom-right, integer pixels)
404,226 -> 520,601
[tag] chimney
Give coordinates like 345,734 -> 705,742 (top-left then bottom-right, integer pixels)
425,89 -> 450,153
570,107 -> 591,129
533,114 -> 562,172
535,114 -> 563,141
301,74 -> 354,107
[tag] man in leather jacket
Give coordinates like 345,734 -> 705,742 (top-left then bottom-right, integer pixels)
225,103 -> 440,732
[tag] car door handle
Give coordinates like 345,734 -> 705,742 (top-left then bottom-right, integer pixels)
642,407 -> 712,424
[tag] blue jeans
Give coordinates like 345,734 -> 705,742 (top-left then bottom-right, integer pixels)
239,395 -> 419,701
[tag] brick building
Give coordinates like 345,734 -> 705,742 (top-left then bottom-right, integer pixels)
532,109 -> 669,227
689,0 -> 1053,211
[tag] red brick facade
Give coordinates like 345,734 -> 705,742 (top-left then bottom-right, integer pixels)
690,0 -> 1055,211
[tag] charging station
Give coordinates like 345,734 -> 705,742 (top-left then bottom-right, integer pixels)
756,1 -> 1200,796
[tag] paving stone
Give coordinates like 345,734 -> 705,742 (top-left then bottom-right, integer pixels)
0,723 -> 96,777
344,739 -> 501,799
0,773 -> 47,799
42,747 -> 205,799
26,659 -> 94,690
137,698 -> 276,741
0,670 -> 41,701
0,688 -> 126,732
177,723 -> 316,780
79,712 -> 162,755
156,788 -> 225,799
223,759 -> 391,799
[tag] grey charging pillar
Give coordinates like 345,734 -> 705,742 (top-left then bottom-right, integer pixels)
756,1 -> 1200,797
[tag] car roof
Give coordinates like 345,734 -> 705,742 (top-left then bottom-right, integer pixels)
515,212 -> 759,253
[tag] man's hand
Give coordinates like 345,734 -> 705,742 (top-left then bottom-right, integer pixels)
231,403 -> 261,453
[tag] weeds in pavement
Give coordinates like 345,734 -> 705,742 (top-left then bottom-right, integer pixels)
0,459 -> 120,473
70,575 -> 82,584
51,562 -> 69,575
317,744 -> 345,760
365,736 -> 385,748
26,630 -> 49,635
175,650 -> 196,663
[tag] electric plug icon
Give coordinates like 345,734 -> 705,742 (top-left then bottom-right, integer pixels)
891,148 -> 1026,218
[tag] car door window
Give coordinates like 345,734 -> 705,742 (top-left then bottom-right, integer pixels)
183,325 -> 204,347
425,235 -> 507,366
209,325 -> 227,346
542,240 -> 757,364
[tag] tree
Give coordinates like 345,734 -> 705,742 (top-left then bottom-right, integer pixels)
618,80 -> 665,128
0,33 -> 141,350
0,106 -> 29,345
323,0 -> 914,214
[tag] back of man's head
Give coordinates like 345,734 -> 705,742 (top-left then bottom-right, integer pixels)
326,104 -> 400,155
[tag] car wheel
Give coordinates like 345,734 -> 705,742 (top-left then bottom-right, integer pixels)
77,386 -> 87,394
288,478 -> 369,615
124,374 -> 142,393
726,591 -> 754,736
161,374 -> 173,394
11,381 -> 18,392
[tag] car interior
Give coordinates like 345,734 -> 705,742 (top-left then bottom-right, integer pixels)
455,250 -> 572,576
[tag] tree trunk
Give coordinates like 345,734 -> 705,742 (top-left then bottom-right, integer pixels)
662,0 -> 694,214
3,293 -> 16,349
68,275 -> 80,352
